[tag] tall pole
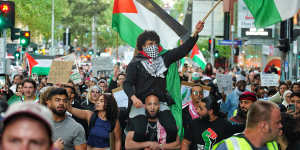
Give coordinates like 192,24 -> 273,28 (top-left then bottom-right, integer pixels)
210,0 -> 215,66
231,25 -> 234,67
92,16 -> 96,55
51,0 -> 55,56
66,27 -> 69,54
0,30 -> 7,74
116,32 -> 119,61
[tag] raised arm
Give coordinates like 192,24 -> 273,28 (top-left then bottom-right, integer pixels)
68,105 -> 93,123
163,21 -> 205,66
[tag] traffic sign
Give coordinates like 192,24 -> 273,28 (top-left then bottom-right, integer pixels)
285,61 -> 288,73
218,40 -> 242,46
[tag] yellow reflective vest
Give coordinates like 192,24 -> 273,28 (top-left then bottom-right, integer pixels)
212,136 -> 279,150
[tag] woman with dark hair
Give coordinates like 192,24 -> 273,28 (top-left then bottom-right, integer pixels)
68,94 -> 121,150
203,63 -> 213,77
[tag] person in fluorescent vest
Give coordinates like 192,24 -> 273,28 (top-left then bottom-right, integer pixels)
213,101 -> 282,150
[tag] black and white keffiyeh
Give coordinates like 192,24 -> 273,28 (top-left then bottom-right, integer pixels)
143,45 -> 159,59
141,56 -> 167,78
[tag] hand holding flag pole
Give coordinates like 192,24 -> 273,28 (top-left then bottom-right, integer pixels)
193,0 -> 223,37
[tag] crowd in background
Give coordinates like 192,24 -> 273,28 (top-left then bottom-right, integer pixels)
0,61 -> 300,150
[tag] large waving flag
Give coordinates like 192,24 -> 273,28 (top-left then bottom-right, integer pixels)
243,0 -> 300,28
112,0 -> 189,49
112,0 -> 190,137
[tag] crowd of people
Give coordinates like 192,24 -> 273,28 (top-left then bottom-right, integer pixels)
0,21 -> 300,150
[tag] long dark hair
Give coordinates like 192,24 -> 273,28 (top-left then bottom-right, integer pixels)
204,63 -> 213,76
103,94 -> 119,126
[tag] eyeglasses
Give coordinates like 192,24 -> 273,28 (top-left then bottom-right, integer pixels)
91,91 -> 100,94
192,91 -> 203,96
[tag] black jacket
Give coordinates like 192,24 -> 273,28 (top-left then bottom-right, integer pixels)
123,36 -> 199,104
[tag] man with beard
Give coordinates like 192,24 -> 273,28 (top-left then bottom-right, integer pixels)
46,88 -> 86,150
125,93 -> 180,150
230,91 -> 257,127
181,98 -> 236,150
182,84 -> 203,130
220,76 -> 247,119
213,101 -> 281,150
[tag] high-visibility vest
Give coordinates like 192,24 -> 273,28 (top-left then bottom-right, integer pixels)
212,136 -> 279,150
233,109 -> 238,117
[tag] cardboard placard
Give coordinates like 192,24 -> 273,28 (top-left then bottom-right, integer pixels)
92,56 -> 113,77
216,74 -> 233,95
70,69 -> 82,84
48,61 -> 73,84
261,73 -> 279,87
112,87 -> 128,108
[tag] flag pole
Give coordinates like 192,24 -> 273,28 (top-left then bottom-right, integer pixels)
193,0 -> 222,36
116,32 -> 119,61
202,0 -> 223,22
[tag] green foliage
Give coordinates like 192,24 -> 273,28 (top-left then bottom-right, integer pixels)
170,0 -> 185,19
216,44 -> 231,58
12,0 -> 117,50
196,38 -> 232,59
14,0 -> 68,39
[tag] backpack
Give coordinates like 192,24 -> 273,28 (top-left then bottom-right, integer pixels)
89,111 -> 116,133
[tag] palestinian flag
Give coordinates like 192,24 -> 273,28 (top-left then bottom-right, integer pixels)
243,0 -> 300,28
25,53 -> 52,76
190,44 -> 206,70
112,0 -> 190,137
112,0 -> 189,49
31,59 -> 52,75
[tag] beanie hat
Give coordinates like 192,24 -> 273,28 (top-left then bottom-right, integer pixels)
239,91 -> 257,102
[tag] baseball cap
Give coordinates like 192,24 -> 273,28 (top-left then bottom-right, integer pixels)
3,102 -> 54,137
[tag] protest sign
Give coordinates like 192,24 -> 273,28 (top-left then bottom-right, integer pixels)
261,73 -> 279,87
48,61 -> 73,84
112,87 -> 128,108
0,59 -> 5,74
181,81 -> 211,105
92,56 -> 113,77
216,74 -> 233,95
70,69 -> 82,84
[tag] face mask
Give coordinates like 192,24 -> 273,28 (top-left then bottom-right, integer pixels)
143,45 -> 159,59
